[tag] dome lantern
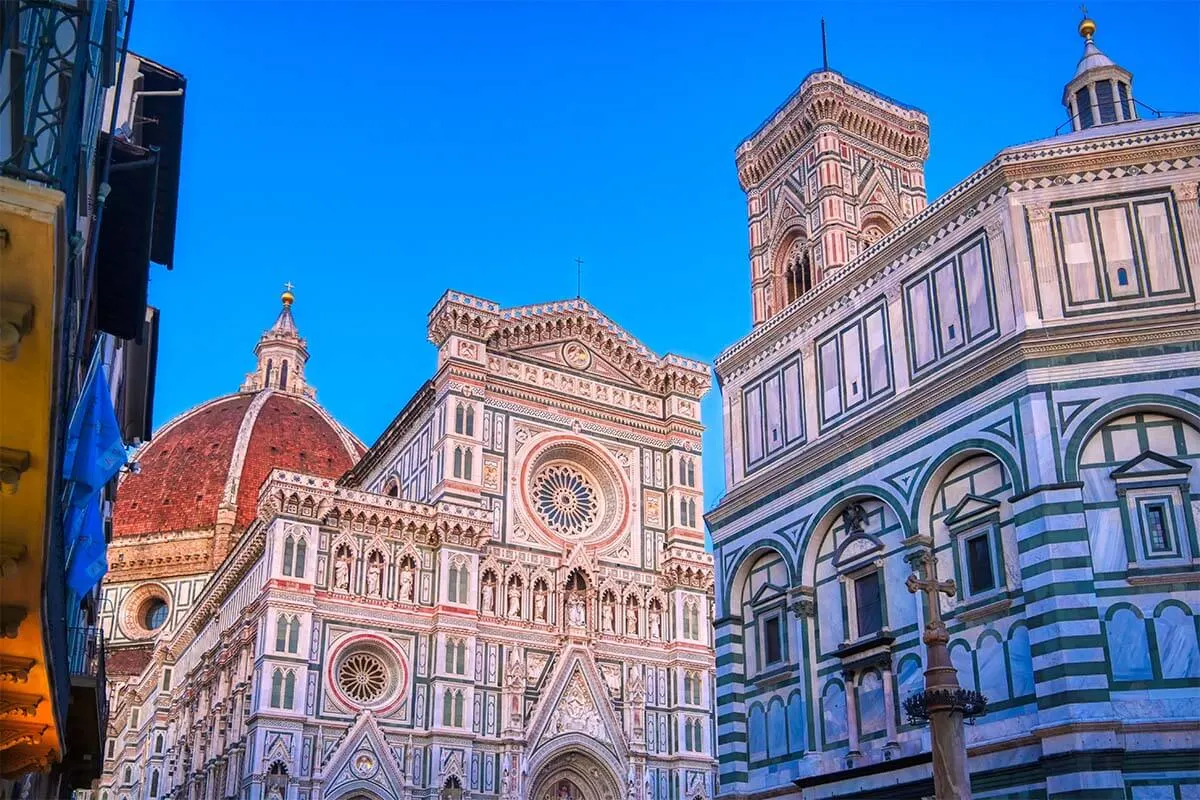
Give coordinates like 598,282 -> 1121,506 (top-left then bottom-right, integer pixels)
1062,12 -> 1137,132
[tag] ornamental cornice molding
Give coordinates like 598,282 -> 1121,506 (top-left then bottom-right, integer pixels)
257,470 -> 493,541
427,292 -> 711,398
737,73 -> 930,189
717,122 -> 1200,379
486,354 -> 667,418
485,390 -> 679,448
710,317 -> 1200,528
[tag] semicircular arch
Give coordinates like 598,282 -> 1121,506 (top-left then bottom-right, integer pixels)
1063,394 -> 1200,481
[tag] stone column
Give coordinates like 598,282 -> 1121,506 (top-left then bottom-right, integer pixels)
881,661 -> 899,747
1024,202 -> 1063,321
842,669 -> 861,761
1170,182 -> 1200,298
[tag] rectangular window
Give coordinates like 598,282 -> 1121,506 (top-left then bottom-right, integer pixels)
1095,80 -> 1117,124
933,260 -> 964,354
854,572 -> 883,637
1136,201 -> 1181,293
764,374 -> 783,454
130,709 -> 139,728
965,533 -> 996,594
161,668 -> 172,692
745,384 -> 764,464
907,280 -> 937,369
762,615 -> 783,666
840,325 -> 864,409
1096,206 -> 1139,297
818,339 -> 842,420
864,308 -> 890,397
782,361 -> 804,444
959,242 -> 994,340
1059,211 -> 1101,303
1146,503 -> 1171,553
1075,87 -> 1094,128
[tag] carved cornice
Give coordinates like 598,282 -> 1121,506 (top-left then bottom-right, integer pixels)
737,71 -> 930,190
427,292 -> 711,398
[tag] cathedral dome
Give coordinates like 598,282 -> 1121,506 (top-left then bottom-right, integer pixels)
112,390 -> 362,537
112,289 -> 364,541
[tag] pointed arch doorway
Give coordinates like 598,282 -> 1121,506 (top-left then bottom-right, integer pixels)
528,749 -> 621,800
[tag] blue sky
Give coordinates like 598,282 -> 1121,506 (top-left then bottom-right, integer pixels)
133,1 -> 1199,510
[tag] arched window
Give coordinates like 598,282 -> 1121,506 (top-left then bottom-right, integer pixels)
270,669 -> 283,708
687,498 -> 697,528
457,563 -> 469,603
149,770 -> 159,797
294,537 -> 306,578
685,598 -> 700,641
783,247 -> 812,304
123,766 -> 132,784
678,457 -> 687,485
454,689 -> 464,726
463,448 -> 473,480
448,563 -> 460,603
265,358 -> 273,387
453,447 -> 463,478
679,497 -> 688,527
287,616 -> 300,654
464,406 -> 475,436
275,616 -> 288,651
686,458 -> 695,487
280,360 -> 289,391
442,687 -> 454,725
454,403 -> 465,434
282,536 -> 295,577
154,733 -> 163,753
283,670 -> 296,709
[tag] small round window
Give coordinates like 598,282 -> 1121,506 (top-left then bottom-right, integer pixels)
142,598 -> 169,631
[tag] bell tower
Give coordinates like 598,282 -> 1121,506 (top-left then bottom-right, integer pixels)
736,70 -> 930,326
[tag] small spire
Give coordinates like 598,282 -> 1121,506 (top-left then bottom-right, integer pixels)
241,288 -> 313,397
1078,5 -> 1096,41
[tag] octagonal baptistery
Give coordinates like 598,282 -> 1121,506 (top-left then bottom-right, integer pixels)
100,291 -> 364,678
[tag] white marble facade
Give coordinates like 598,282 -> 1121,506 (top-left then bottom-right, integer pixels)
97,296 -> 716,800
710,23 -> 1200,800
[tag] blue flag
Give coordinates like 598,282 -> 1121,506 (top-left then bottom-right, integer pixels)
62,354 -> 125,595
66,498 -> 108,596
63,357 -> 126,504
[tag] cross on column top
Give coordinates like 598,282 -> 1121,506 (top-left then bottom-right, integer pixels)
905,549 -> 956,628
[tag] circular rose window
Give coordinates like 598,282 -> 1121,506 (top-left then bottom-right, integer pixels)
519,436 -> 629,547
329,639 -> 407,711
338,652 -> 389,703
532,463 -> 599,536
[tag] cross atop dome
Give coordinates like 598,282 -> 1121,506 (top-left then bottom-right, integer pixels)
1062,11 -> 1138,132
241,286 -> 314,398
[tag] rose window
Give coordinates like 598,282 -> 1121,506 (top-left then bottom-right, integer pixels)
532,463 -> 598,537
338,652 -> 389,704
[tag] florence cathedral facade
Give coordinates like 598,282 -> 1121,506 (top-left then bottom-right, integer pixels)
96,289 -> 715,800
709,15 -> 1200,800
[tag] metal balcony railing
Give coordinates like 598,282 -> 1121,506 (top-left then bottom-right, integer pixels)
0,0 -> 99,191
68,625 -> 109,730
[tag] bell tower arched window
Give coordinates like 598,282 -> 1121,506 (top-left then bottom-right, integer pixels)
784,247 -> 812,304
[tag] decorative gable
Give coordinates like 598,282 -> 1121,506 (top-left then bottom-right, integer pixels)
1110,450 -> 1192,481
506,340 -> 641,388
527,648 -> 627,757
944,494 -> 1002,528
833,533 -> 884,569
318,711 -> 406,800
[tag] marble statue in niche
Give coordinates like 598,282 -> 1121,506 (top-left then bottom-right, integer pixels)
399,560 -> 415,603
